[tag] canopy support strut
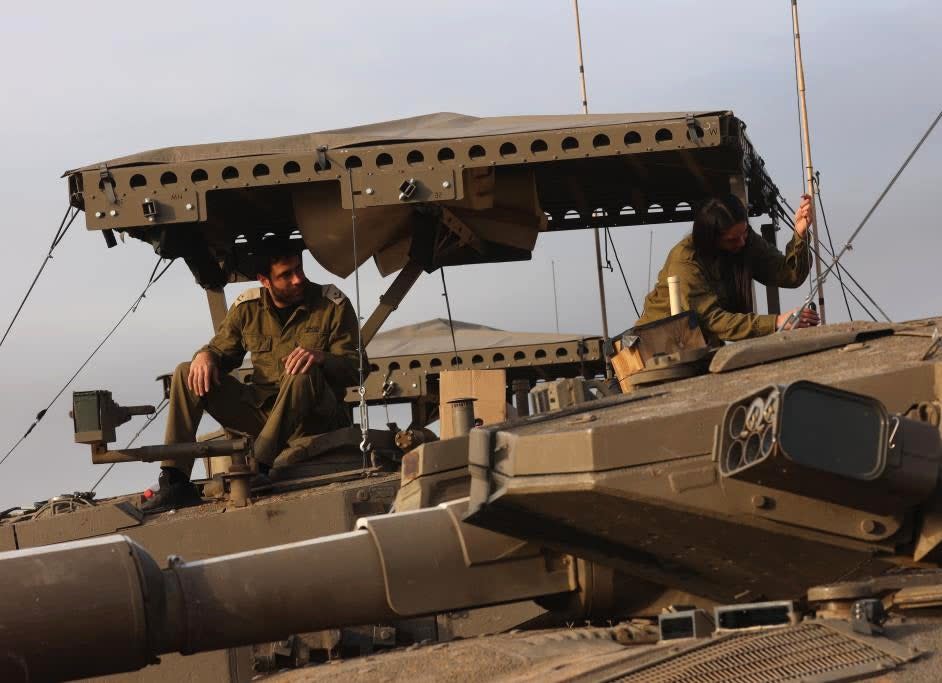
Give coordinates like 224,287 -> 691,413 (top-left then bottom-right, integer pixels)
361,259 -> 425,348
206,288 -> 228,334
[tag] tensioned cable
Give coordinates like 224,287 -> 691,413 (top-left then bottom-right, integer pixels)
0,206 -> 79,350
0,257 -> 175,467
778,196 -> 884,320
778,108 -> 942,331
346,169 -> 370,470
603,227 -> 641,318
779,192 -> 868,292
813,173 -> 854,320
600,222 -> 613,272
804,187 -> 891,322
775,204 -> 879,321
778,191 -> 854,320
89,397 -> 169,493
440,268 -> 461,365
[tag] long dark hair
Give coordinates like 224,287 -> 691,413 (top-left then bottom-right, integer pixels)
691,195 -> 753,313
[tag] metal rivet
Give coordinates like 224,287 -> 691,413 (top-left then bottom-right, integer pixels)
751,494 -> 770,509
442,180 -> 451,189
109,209 -> 117,217
185,203 -> 194,210
365,187 -> 374,195
860,519 -> 878,534
94,211 -> 103,218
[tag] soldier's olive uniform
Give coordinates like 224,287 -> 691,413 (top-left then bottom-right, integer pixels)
635,228 -> 811,346
164,281 -> 363,473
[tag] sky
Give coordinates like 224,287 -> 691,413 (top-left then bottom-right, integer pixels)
0,0 -> 939,507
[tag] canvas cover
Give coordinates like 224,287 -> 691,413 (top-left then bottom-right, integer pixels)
64,109 -> 769,288
67,111 -> 723,173
366,319 -> 591,359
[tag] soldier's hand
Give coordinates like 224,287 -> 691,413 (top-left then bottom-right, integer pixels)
794,194 -> 814,237
188,351 -> 220,397
776,306 -> 820,330
283,347 -> 326,375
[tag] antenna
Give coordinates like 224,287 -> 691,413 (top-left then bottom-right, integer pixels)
791,0 -> 827,322
572,0 -> 611,375
573,0 -> 589,116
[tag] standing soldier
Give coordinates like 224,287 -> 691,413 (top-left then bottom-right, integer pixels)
635,194 -> 819,345
144,236 -> 364,512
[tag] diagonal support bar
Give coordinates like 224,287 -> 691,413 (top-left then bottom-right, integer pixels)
361,259 -> 425,347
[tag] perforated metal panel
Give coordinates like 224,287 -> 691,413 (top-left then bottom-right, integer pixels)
609,623 -> 908,683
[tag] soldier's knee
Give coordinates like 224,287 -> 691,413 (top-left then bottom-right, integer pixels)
281,369 -> 322,394
173,362 -> 191,381
281,372 -> 310,390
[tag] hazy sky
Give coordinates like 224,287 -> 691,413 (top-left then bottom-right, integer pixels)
0,1 -> 939,506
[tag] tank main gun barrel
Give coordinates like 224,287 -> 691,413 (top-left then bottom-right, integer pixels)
0,499 -> 577,682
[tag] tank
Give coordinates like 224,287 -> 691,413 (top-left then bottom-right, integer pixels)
4,111 -> 942,682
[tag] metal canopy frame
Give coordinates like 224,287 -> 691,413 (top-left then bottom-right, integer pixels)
67,111 -> 780,272
65,110 -> 782,345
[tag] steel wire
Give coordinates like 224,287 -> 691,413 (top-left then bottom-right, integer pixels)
604,227 -> 641,318
0,257 -> 175,467
0,206 -> 79,350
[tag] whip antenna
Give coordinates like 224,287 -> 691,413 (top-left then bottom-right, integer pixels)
778,107 -> 942,331
572,0 -> 611,376
791,0 -> 827,322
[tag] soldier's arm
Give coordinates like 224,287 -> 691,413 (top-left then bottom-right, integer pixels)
320,298 -> 366,389
196,305 -> 247,374
675,258 -> 777,341
747,228 -> 812,289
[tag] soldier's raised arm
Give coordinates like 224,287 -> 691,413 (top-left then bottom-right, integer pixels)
749,194 -> 813,289
748,229 -> 812,289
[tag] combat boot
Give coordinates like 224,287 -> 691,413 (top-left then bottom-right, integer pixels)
141,467 -> 202,512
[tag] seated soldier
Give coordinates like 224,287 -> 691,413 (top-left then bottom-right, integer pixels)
144,236 -> 364,511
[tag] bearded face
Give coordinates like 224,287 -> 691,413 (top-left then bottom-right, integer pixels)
260,255 -> 307,306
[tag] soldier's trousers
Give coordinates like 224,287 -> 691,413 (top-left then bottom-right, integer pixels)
162,361 -> 343,475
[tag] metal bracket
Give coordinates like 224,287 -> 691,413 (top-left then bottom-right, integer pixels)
315,146 -> 329,171
439,207 -> 484,253
381,369 -> 396,399
398,178 -> 417,201
851,598 -> 887,635
360,259 -> 425,347
685,114 -> 703,144
142,197 -> 158,222
921,327 -> 941,361
98,163 -> 117,204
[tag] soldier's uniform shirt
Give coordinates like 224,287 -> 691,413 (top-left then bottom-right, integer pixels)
635,228 -> 811,346
164,281 -> 365,469
201,281 -> 362,406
